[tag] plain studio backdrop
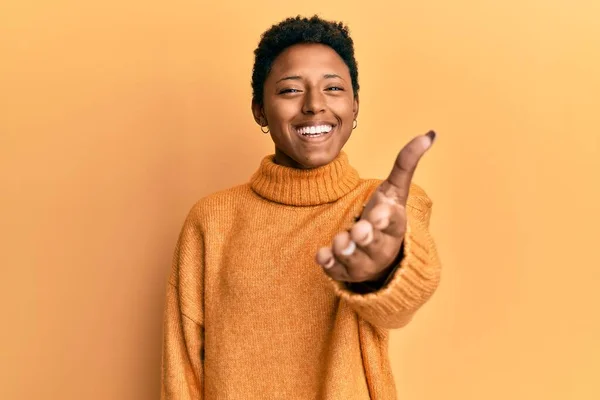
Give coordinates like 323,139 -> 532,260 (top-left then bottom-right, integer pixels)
1,0 -> 599,399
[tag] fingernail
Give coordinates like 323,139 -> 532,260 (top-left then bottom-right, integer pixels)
340,240 -> 356,256
323,257 -> 335,269
426,130 -> 436,144
358,230 -> 373,246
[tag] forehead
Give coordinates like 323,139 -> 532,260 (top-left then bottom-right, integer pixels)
268,43 -> 350,79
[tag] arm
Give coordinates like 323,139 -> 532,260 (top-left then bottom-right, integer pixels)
161,209 -> 205,400
327,191 -> 441,329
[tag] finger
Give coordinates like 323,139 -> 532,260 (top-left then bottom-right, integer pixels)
385,130 -> 436,206
352,213 -> 404,263
369,202 -> 406,238
350,219 -> 383,258
365,202 -> 392,231
316,246 -> 350,281
361,201 -> 403,235
331,231 -> 375,282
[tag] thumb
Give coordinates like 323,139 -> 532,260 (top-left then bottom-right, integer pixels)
384,130 -> 436,206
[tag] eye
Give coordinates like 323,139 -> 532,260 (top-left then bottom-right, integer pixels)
278,88 -> 302,94
326,86 -> 344,91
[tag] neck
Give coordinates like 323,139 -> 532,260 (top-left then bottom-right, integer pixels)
274,148 -> 310,169
273,147 -> 342,170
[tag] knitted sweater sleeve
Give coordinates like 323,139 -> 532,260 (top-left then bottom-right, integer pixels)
327,183 -> 441,329
161,207 -> 204,400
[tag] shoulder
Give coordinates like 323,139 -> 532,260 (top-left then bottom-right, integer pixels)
183,183 -> 253,227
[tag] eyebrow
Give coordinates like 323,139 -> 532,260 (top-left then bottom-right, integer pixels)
276,74 -> 344,83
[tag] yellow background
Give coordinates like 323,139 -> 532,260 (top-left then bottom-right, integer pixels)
1,0 -> 599,399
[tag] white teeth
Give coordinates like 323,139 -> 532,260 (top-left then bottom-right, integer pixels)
297,125 -> 333,135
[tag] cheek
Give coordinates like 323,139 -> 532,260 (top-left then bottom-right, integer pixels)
331,98 -> 356,120
266,99 -> 299,125
333,99 -> 356,139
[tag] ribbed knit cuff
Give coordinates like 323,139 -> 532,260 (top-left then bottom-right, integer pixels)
327,218 -> 441,329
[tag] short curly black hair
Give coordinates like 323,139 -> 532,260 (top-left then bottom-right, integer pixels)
251,15 -> 359,105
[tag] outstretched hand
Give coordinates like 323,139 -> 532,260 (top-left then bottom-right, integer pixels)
316,130 -> 436,284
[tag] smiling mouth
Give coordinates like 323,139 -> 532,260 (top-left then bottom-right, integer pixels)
294,124 -> 335,138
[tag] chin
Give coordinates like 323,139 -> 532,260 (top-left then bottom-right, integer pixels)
295,148 -> 340,169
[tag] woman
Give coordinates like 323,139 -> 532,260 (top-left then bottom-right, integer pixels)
161,15 -> 440,400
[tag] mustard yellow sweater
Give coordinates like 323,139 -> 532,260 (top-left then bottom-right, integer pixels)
161,152 -> 441,400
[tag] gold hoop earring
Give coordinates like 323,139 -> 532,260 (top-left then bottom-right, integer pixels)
352,119 -> 358,130
260,125 -> 270,134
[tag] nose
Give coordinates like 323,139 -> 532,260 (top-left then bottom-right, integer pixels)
302,88 -> 326,115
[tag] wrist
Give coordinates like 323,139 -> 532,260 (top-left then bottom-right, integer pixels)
346,241 -> 405,293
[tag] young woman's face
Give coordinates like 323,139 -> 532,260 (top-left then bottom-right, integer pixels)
253,43 -> 359,169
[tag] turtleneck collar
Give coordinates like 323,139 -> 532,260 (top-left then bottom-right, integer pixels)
249,151 -> 361,206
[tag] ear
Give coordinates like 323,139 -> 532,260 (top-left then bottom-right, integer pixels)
251,102 -> 267,126
353,94 -> 360,120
